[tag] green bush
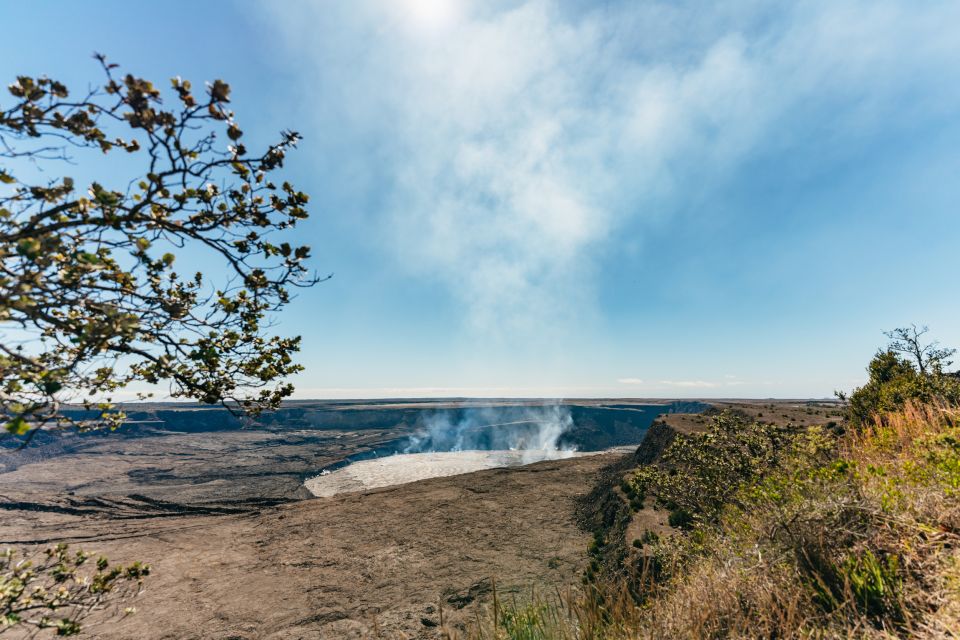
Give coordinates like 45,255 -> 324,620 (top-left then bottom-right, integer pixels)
844,550 -> 903,618
498,602 -> 553,640
630,412 -> 800,526
667,509 -> 693,529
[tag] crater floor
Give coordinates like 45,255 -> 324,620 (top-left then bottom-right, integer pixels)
0,399 -> 714,638
2,453 -> 618,639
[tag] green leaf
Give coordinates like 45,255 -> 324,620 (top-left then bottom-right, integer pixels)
42,380 -> 63,395
55,618 -> 82,635
5,416 -> 29,435
16,237 -> 40,258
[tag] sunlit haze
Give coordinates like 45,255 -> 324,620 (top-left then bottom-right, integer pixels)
400,0 -> 462,32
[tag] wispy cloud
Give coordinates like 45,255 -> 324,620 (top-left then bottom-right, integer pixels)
265,0 -> 960,334
617,378 -> 645,385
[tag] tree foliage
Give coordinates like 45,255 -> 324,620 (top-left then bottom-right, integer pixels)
0,56 -> 320,440
1,544 -> 148,635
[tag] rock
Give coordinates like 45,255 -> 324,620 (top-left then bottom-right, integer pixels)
446,577 -> 493,609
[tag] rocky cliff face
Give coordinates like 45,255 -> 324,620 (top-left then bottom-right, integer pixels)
632,418 -> 682,465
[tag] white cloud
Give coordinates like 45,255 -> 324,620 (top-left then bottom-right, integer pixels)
265,0 -> 960,334
617,378 -> 645,385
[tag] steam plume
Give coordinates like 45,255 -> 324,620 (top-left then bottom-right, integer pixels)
402,404 -> 576,463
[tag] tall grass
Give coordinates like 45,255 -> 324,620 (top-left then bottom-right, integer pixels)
464,581 -> 642,640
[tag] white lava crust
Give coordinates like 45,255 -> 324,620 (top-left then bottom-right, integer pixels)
304,449 -> 591,498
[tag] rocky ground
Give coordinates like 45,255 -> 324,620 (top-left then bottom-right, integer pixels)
2,453 -> 617,639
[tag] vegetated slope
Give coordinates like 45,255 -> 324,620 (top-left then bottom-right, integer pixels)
628,403 -> 960,639
577,401 -> 846,586
482,400 -> 959,639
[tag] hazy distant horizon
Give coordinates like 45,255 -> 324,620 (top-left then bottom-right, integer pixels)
97,394 -> 841,405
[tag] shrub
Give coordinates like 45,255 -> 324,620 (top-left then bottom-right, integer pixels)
843,549 -> 903,619
497,602 -> 554,640
629,412 -> 804,527
667,509 -> 693,529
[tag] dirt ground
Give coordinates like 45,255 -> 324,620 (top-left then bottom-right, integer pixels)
2,453 -> 618,639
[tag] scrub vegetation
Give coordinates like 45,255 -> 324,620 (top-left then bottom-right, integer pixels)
474,328 -> 960,639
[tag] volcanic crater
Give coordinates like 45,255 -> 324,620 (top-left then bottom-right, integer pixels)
1,398 -> 707,638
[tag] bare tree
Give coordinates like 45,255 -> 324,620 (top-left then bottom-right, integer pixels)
884,324 -> 955,376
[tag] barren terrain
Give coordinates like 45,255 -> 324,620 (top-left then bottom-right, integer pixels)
0,399 -> 840,638
3,453 -> 617,639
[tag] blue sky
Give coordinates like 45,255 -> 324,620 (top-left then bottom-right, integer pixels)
3,0 -> 960,399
